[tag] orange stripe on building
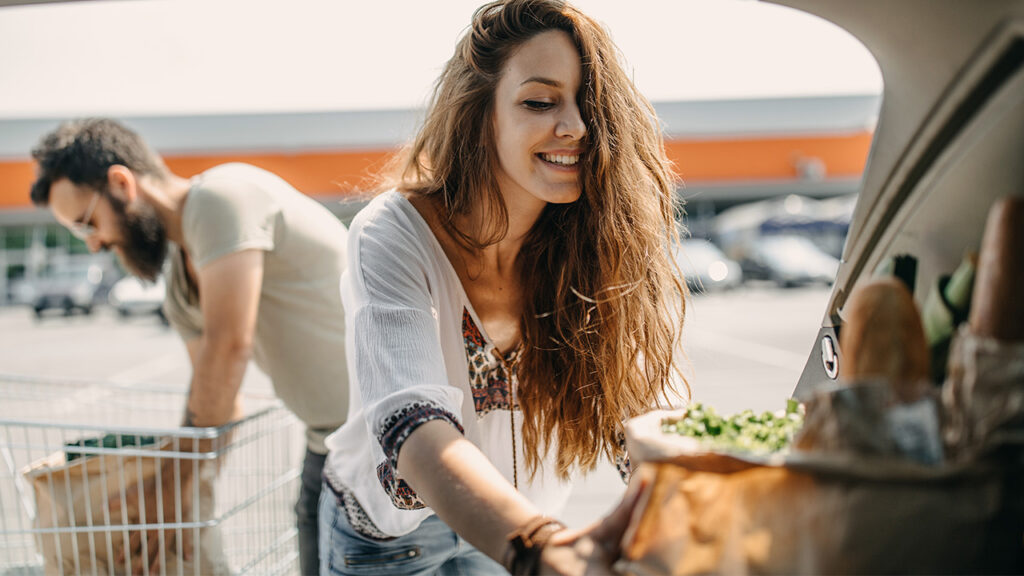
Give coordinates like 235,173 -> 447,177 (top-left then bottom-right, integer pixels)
163,150 -> 397,197
666,132 -> 873,182
0,132 -> 872,209
0,162 -> 37,209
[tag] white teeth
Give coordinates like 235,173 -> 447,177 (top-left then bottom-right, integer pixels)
541,153 -> 579,166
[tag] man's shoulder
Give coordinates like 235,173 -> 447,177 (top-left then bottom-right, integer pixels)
180,164 -> 285,263
184,163 -> 287,222
190,163 -> 276,199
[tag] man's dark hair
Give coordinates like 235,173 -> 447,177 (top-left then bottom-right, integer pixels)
29,118 -> 167,206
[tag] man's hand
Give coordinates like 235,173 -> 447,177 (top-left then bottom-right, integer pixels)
109,455 -> 197,574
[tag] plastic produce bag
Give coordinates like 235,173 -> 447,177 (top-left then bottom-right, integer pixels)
943,326 -> 1024,460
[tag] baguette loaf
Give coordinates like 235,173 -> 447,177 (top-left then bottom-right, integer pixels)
840,277 -> 930,401
969,197 -> 1024,341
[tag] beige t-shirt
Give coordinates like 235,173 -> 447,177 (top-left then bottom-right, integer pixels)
163,163 -> 349,453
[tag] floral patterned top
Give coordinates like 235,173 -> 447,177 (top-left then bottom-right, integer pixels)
323,190 -> 630,539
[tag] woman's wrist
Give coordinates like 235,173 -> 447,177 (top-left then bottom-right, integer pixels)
503,515 -> 567,575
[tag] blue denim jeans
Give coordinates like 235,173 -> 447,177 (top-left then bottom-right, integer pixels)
318,481 -> 505,575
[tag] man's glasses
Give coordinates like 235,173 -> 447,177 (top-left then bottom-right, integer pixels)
69,192 -> 100,241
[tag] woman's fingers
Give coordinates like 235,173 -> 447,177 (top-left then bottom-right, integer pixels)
538,474 -> 653,576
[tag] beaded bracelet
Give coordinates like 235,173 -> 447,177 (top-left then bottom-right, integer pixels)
503,515 -> 567,575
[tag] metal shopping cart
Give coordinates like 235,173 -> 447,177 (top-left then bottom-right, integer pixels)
0,375 -> 304,576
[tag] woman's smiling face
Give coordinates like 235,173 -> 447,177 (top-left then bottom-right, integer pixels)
491,29 -> 587,214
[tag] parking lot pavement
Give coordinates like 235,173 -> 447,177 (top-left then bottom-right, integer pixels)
0,306 -> 273,394
0,283 -> 831,528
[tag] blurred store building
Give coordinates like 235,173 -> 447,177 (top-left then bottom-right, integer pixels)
0,94 -> 878,305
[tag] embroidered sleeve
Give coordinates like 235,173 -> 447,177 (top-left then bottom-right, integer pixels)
377,401 -> 465,472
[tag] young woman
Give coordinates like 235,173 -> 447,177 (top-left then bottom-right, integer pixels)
319,0 -> 687,573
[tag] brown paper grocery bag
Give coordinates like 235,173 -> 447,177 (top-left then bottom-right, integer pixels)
22,442 -> 229,576
619,411 -> 1015,575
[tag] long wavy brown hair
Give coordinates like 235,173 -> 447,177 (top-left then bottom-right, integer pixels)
393,0 -> 688,478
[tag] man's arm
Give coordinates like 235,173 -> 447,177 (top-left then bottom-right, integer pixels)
182,339 -> 200,426
115,250 -> 263,573
186,249 -> 263,427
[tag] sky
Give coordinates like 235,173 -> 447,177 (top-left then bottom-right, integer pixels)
0,0 -> 883,118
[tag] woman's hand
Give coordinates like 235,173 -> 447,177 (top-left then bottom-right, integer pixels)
538,473 -> 648,575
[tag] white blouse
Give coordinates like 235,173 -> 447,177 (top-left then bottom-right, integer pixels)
323,190 -> 574,538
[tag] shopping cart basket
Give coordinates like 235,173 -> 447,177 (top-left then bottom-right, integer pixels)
0,375 -> 304,576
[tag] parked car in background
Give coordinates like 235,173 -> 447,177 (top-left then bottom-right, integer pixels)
674,238 -> 743,294
713,194 -> 855,264
741,234 -> 839,288
29,263 -> 112,318
108,275 -> 167,323
7,278 -> 36,306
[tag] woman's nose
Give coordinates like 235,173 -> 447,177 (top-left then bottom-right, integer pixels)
556,102 -> 586,141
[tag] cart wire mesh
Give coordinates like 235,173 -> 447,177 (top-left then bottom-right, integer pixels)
0,374 -> 304,576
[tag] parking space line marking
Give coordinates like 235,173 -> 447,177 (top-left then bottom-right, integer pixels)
687,330 -> 806,372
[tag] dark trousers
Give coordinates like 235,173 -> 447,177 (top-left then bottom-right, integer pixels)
296,448 -> 327,576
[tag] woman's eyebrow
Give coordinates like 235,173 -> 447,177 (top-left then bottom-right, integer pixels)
520,76 -> 561,88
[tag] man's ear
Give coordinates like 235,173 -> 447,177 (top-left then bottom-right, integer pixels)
106,165 -> 138,203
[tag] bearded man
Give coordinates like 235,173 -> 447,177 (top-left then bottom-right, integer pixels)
29,118 -> 349,576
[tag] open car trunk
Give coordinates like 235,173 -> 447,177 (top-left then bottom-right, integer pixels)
787,0 -> 1024,394
619,2 -> 1024,574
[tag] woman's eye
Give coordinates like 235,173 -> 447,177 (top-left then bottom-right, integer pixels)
523,100 -> 555,111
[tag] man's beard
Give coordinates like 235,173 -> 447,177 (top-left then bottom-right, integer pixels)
116,201 -> 168,282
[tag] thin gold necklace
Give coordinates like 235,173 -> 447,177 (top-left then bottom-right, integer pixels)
496,346 -> 520,490
510,381 -> 518,490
